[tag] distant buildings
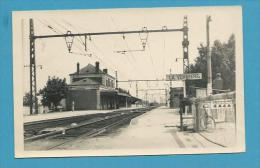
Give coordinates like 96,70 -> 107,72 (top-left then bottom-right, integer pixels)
66,61 -> 139,110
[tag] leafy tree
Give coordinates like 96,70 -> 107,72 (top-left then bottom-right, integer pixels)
23,92 -> 31,106
39,76 -> 68,109
187,34 -> 235,92
23,92 -> 38,106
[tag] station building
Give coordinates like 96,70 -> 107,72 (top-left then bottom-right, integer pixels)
66,62 -> 138,110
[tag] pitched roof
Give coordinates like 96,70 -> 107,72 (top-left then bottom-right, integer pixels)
70,77 -> 100,86
72,64 -> 103,75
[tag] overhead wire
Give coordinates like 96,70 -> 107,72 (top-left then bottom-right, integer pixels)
110,16 -> 147,80
60,19 -> 119,73
37,18 -> 167,94
59,19 -> 87,48
163,33 -> 166,77
34,19 -> 62,66
37,19 -> 60,34
49,19 -> 89,55
50,20 -> 119,74
110,17 -> 147,94
110,17 -> 137,67
38,19 -> 90,57
115,25 -> 152,99
162,32 -> 168,88
146,41 -> 158,77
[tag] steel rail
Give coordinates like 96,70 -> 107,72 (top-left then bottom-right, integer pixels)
46,113 -> 141,150
24,113 -> 127,142
24,107 -> 153,142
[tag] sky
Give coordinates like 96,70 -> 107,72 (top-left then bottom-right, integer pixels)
17,6 -> 242,102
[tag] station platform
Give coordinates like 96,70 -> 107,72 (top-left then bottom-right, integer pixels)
24,107 -> 143,124
53,106 -> 221,150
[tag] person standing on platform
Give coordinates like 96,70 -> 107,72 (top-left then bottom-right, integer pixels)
213,73 -> 223,94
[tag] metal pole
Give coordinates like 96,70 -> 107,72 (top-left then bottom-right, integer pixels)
180,108 -> 183,131
115,71 -> 118,89
84,35 -> 87,51
182,16 -> 189,98
170,69 -> 172,87
34,28 -> 184,39
165,89 -> 168,106
29,19 -> 38,115
195,102 -> 199,132
183,58 -> 187,98
145,91 -> 148,106
135,82 -> 138,98
180,101 -> 184,131
206,16 -> 212,96
125,97 -> 128,108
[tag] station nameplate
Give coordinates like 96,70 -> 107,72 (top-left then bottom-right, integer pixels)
166,73 -> 202,81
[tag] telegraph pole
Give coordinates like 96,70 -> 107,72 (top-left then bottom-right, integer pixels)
29,19 -> 38,115
206,15 -> 212,96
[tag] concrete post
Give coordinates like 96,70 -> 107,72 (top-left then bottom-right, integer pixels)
195,102 -> 199,132
180,106 -> 184,131
72,101 -> 74,112
206,15 -> 213,96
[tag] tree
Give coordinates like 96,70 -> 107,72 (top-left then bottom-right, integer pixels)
23,92 -> 31,106
39,76 -> 68,109
23,92 -> 38,106
187,34 -> 235,92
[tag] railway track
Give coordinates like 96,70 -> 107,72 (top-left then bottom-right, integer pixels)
24,107 -> 156,150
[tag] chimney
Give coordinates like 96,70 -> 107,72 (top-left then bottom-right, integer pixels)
95,61 -> 100,73
77,62 -> 80,74
103,68 -> 108,74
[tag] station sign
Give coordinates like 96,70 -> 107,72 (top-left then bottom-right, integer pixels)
166,73 -> 202,81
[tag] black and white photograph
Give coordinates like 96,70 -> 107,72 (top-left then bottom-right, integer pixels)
13,6 -> 245,157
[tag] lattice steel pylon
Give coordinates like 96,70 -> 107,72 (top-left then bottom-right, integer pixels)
182,16 -> 189,72
182,16 -> 190,97
29,19 -> 38,115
